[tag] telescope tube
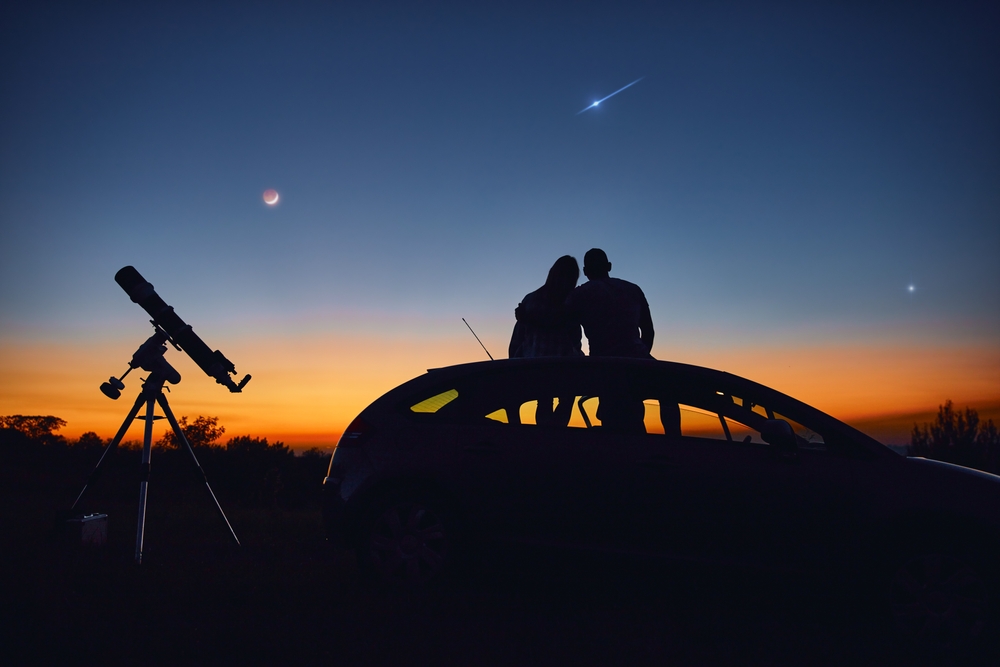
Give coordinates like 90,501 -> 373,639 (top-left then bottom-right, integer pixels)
115,266 -> 248,392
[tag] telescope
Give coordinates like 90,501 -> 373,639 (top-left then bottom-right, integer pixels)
76,266 -> 248,563
104,266 -> 250,394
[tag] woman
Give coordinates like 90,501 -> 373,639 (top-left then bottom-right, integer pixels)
509,255 -> 583,426
509,255 -> 583,359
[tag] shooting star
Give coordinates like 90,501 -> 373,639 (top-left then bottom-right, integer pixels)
577,77 -> 644,114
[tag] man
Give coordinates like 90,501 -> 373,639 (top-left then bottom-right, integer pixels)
566,248 -> 654,358
566,248 -> 653,432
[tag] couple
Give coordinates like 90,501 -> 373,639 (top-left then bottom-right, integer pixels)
509,248 -> 655,360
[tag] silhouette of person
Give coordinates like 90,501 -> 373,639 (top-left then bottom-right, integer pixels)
566,248 -> 654,359
509,255 -> 584,359
510,255 -> 583,427
566,248 -> 653,432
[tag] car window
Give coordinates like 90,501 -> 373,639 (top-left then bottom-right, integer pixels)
436,367 -> 830,450
410,389 -> 459,413
644,400 -> 664,434
408,368 -> 840,454
666,403 -> 766,444
502,395 -> 807,447
679,404 -> 728,440
485,408 -> 508,423
624,388 -> 815,448
728,394 -> 825,449
511,396 -> 603,428
731,395 -> 772,419
723,417 -> 764,444
774,411 -> 826,450
519,400 -> 539,426
573,396 -> 601,428
498,396 -> 671,435
484,392 -> 650,431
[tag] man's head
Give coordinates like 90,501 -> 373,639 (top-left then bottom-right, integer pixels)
583,248 -> 611,280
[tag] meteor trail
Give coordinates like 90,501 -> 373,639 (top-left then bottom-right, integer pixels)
577,77 -> 644,114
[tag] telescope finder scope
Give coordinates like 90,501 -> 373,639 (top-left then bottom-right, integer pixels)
114,266 -> 250,392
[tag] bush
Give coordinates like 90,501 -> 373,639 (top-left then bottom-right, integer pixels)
223,435 -> 294,506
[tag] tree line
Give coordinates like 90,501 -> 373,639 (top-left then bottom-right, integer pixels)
3,400 -> 997,500
910,401 -> 999,474
0,414 -> 331,509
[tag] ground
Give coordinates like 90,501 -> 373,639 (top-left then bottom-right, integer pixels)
1,447 -> 993,666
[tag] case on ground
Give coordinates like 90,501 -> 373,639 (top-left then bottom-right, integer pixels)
67,513 -> 108,548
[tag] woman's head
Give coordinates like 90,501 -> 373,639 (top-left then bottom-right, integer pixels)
544,255 -> 579,299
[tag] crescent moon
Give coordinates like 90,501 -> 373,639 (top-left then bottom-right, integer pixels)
263,189 -> 279,205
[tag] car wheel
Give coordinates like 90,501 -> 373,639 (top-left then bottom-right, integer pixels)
359,497 -> 453,586
888,551 -> 991,650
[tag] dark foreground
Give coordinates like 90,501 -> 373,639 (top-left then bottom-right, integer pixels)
2,452 -> 995,666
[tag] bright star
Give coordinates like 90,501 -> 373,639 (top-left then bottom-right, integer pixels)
908,285 -> 916,293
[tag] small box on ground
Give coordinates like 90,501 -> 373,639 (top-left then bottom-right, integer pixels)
67,513 -> 108,548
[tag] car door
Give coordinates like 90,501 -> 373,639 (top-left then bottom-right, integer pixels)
395,385 -> 521,543
558,407 -> 690,556
453,363 -> 647,551
467,366 -> 758,558
438,366 -> 591,547
618,371 -> 875,571
710,390 -> 877,571
607,397 -> 758,561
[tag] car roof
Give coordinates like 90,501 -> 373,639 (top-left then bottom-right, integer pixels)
366,357 -> 892,456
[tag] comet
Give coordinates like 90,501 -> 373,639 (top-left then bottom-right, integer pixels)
577,77 -> 644,114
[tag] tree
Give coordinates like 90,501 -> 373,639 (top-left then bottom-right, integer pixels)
75,431 -> 106,449
0,415 -> 67,443
299,447 -> 328,460
911,401 -> 999,474
156,415 -> 226,449
225,434 -> 290,457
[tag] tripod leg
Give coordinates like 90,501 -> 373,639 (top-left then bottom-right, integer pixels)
157,393 -> 241,547
71,391 -> 146,511
134,393 -> 157,564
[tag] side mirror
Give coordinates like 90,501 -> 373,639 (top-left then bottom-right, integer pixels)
760,419 -> 798,457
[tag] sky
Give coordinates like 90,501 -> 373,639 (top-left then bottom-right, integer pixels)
1,0 -> 998,449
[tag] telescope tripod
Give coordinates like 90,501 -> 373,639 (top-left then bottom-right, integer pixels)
71,369 -> 241,563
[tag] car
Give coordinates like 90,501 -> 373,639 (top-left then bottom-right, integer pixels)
323,357 -> 1000,647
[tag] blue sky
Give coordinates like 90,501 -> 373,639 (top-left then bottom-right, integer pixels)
1,1 -> 997,443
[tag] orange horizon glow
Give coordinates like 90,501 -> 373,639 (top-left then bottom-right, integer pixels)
1,329 -> 998,449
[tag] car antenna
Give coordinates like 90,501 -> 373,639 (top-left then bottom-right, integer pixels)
462,318 -> 494,361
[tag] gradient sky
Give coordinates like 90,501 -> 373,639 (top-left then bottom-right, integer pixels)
2,1 -> 998,448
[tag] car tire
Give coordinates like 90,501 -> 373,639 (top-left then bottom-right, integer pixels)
357,493 -> 456,587
886,546 -> 994,656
